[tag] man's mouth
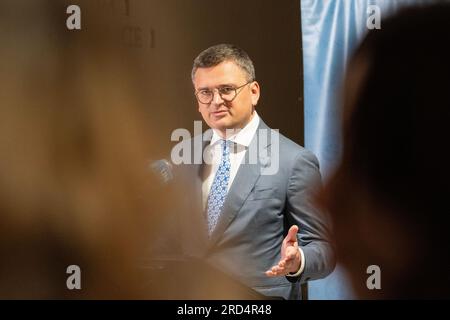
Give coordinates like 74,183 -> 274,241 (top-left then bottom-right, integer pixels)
211,110 -> 228,116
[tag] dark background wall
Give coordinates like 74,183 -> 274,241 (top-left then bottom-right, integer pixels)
86,0 -> 303,157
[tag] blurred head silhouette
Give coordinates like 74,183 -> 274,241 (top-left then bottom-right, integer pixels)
0,0 -> 268,299
322,3 -> 450,299
0,0 -> 168,298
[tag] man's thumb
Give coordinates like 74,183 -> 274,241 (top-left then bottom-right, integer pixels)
287,225 -> 299,242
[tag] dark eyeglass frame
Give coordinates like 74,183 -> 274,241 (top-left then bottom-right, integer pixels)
194,80 -> 254,105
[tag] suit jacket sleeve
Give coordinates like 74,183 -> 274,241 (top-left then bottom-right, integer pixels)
285,149 -> 336,283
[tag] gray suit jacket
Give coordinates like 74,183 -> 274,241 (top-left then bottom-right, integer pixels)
171,119 -> 335,300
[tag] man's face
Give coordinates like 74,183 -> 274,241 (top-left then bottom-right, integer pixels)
193,61 -> 260,135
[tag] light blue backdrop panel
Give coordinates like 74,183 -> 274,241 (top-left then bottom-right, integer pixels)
301,0 -> 434,300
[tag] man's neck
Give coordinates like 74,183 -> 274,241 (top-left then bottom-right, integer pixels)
216,112 -> 256,139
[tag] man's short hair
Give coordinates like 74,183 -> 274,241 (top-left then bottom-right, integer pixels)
191,44 -> 256,82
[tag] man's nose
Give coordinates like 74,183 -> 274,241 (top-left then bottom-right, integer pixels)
211,89 -> 225,105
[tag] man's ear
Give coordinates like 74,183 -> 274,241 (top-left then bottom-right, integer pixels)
250,81 -> 260,106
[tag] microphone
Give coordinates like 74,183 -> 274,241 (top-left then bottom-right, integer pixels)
150,159 -> 174,185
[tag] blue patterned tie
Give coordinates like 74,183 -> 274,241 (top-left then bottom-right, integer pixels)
207,139 -> 231,235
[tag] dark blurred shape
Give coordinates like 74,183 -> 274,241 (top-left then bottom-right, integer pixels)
0,0 -> 165,299
321,3 -> 450,299
140,256 -> 271,300
0,0 -> 274,299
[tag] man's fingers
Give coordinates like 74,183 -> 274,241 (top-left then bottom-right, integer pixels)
266,263 -> 287,277
266,270 -> 278,277
267,258 -> 301,277
272,265 -> 285,273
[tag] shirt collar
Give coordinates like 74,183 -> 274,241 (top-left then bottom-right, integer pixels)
210,111 -> 260,147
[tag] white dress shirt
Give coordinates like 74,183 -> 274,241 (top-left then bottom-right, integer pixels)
202,112 -> 260,210
201,111 -> 305,277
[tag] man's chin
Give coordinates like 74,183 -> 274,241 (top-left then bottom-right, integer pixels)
210,118 -> 232,131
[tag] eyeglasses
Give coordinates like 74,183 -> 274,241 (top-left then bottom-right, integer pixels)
195,80 -> 254,104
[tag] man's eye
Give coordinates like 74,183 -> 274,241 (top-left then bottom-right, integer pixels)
199,90 -> 212,96
220,87 -> 235,94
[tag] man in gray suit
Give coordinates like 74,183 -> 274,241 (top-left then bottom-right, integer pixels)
170,44 -> 334,300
